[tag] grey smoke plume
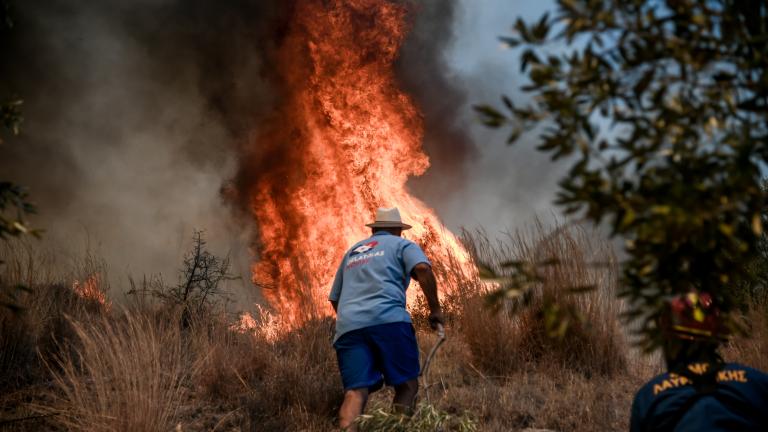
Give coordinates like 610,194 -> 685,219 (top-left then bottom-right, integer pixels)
398,0 -> 477,198
401,0 -> 562,234
0,0 -> 289,302
422,0 -> 563,233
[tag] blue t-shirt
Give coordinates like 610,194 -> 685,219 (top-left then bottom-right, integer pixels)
630,362 -> 768,432
328,231 -> 430,342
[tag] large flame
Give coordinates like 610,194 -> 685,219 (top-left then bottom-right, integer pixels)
247,0 -> 471,324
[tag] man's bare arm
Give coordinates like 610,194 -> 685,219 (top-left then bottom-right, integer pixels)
411,263 -> 444,328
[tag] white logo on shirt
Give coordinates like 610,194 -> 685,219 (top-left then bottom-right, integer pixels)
352,244 -> 375,254
346,250 -> 385,269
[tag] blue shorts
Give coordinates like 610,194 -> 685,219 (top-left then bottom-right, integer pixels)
333,322 -> 419,392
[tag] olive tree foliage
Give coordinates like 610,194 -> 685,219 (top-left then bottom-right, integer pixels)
0,0 -> 36,244
477,0 -> 768,350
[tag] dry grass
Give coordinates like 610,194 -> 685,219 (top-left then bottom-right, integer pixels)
238,319 -> 341,431
437,368 -> 641,431
0,242 -> 106,389
458,223 -> 627,377
0,242 -> 111,431
723,294 -> 768,371
0,223 -> 766,431
39,312 -> 186,432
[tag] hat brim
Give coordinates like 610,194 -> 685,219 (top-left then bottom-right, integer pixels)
366,221 -> 412,230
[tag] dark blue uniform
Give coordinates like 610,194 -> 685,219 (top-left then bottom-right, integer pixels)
630,363 -> 768,431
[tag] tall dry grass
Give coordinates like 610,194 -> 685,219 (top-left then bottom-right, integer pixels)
239,319 -> 341,431
457,223 -> 627,377
0,242 -> 340,431
724,294 -> 768,371
0,241 -> 107,393
183,309 -> 341,430
0,241 -> 111,431
39,312 -> 186,432
1,224 -> 767,431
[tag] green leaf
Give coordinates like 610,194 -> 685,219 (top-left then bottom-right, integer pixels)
520,49 -> 541,72
506,128 -> 522,145
633,68 -> 655,97
499,36 -> 521,48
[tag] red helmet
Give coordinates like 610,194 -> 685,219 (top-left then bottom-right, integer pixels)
663,291 -> 725,341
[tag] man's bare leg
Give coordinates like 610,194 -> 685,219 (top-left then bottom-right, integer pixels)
393,379 -> 418,414
339,388 -> 368,431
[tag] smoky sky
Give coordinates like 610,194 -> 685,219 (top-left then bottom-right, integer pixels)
0,0 -> 560,301
397,0 -> 477,199
0,0 -> 287,301
432,0 -> 564,233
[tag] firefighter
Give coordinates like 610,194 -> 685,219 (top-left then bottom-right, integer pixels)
328,207 -> 444,431
630,291 -> 768,431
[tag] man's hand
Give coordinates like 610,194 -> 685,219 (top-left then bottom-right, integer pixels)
428,310 -> 445,330
411,262 -> 443,330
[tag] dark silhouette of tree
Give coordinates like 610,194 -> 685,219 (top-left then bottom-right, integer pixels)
1,1 -> 37,313
0,1 -> 35,244
151,231 -> 235,328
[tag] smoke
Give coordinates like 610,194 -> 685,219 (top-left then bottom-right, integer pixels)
419,0 -> 563,233
0,0 -> 292,302
0,0 -> 560,302
397,0 -> 477,198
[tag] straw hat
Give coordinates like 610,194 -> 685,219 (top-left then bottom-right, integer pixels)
366,207 -> 412,230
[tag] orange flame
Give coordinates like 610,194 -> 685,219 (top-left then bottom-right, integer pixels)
71,273 -> 110,309
247,0 -> 472,324
230,307 -> 281,342
230,312 -> 258,334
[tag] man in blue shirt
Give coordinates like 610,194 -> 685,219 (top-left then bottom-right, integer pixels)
630,291 -> 768,431
329,207 -> 444,431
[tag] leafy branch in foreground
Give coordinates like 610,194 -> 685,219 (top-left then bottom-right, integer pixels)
0,182 -> 38,242
478,0 -> 768,350
1,1 -> 37,315
0,2 -> 33,246
478,257 -> 592,340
